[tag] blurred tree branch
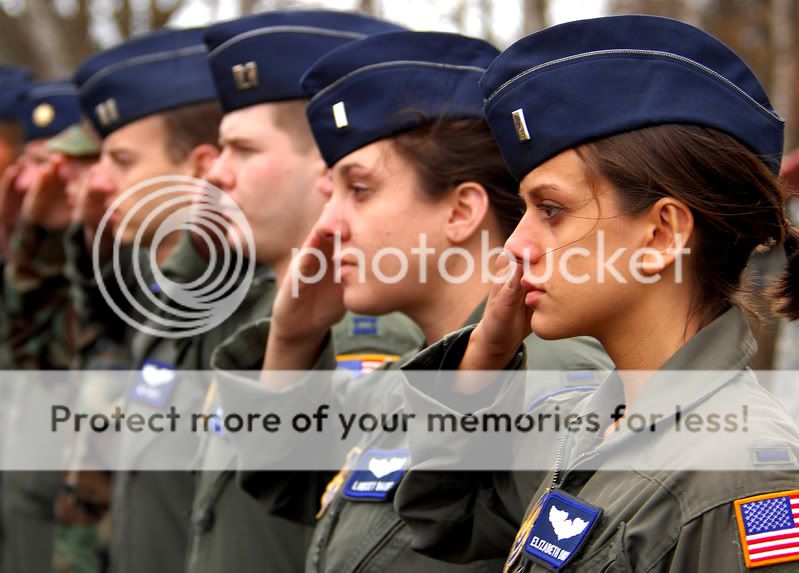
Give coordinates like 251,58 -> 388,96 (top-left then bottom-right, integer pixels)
0,0 -> 189,79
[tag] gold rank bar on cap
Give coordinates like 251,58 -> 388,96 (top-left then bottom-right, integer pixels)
512,108 -> 531,143
232,61 -> 259,91
32,103 -> 55,128
333,101 -> 349,129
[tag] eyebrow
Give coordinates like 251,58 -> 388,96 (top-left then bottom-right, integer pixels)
519,183 -> 563,201
338,162 -> 368,178
219,135 -> 254,148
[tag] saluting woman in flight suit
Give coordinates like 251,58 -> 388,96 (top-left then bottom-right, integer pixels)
212,30 -> 611,572
394,14 -> 799,573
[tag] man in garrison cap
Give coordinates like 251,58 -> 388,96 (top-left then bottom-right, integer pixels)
69,27 -> 225,573
0,65 -> 30,572
186,10 -> 421,573
0,80 -> 89,573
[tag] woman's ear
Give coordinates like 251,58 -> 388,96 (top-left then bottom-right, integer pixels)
188,144 -> 221,179
637,197 -> 694,277
446,181 -> 490,244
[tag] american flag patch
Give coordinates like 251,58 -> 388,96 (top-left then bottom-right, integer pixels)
336,353 -> 399,377
734,490 -> 799,568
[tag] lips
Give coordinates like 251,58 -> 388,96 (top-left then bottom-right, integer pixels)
520,278 -> 545,306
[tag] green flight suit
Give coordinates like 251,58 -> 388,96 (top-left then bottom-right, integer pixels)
108,231 -> 277,573
212,302 -> 611,572
187,311 -> 423,573
395,306 -> 799,572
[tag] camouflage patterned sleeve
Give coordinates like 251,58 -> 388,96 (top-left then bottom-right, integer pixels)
3,220 -> 76,369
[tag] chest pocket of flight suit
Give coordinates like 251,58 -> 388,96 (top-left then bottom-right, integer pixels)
570,522 -> 633,573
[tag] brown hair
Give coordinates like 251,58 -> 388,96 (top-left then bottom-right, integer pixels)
160,100 -> 223,163
392,118 -> 522,238
575,124 -> 799,324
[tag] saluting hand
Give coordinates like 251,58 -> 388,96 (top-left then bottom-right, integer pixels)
459,253 -> 533,371
0,163 -> 23,254
263,225 -> 347,372
21,155 -> 72,230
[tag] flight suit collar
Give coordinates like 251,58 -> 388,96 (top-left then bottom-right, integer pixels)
568,305 -> 757,461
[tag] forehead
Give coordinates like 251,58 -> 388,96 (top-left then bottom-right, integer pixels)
219,103 -> 281,139
104,114 -> 166,150
519,149 -> 589,195
23,139 -> 51,161
333,139 -> 408,177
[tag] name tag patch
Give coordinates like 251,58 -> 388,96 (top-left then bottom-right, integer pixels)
342,448 -> 409,502
523,490 -> 602,570
130,360 -> 178,408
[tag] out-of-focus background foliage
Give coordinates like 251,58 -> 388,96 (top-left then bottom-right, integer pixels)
1,0 -> 796,149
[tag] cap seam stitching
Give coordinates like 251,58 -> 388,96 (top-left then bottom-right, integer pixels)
207,26 -> 365,59
308,60 -> 487,105
78,45 -> 207,95
485,49 -> 783,125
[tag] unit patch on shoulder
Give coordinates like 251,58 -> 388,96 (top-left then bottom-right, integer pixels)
734,490 -> 799,568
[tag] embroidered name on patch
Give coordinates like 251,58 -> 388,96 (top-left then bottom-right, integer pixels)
734,490 -> 799,568
130,359 -> 178,408
523,490 -> 602,570
342,448 -> 409,502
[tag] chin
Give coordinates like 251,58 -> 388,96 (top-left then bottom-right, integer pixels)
342,285 -> 391,316
530,314 -> 580,341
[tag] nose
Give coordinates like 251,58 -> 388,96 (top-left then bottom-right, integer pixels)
504,210 -> 544,266
205,153 -> 235,192
87,162 -> 117,201
314,192 -> 349,242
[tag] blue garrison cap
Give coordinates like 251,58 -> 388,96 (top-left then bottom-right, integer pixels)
0,67 -> 31,122
481,15 -> 785,179
302,31 -> 499,167
75,27 -> 218,138
204,10 -> 404,113
22,81 -> 82,143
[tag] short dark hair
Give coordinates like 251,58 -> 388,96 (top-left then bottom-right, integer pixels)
159,100 -> 223,163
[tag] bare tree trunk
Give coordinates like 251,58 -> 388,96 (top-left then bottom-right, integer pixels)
771,0 -> 795,150
358,0 -> 379,16
522,0 -> 548,35
480,0 -> 498,45
17,0 -> 75,77
680,0 -> 703,26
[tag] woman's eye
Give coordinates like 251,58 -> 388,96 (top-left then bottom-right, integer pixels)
349,183 -> 371,198
537,203 -> 564,220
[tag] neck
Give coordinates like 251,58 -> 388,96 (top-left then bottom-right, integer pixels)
154,231 -> 181,267
408,273 -> 489,345
597,282 -> 702,406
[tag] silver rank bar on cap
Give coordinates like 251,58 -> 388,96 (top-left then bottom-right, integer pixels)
512,108 -> 530,143
333,101 -> 349,129
232,61 -> 259,91
95,98 -> 120,127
